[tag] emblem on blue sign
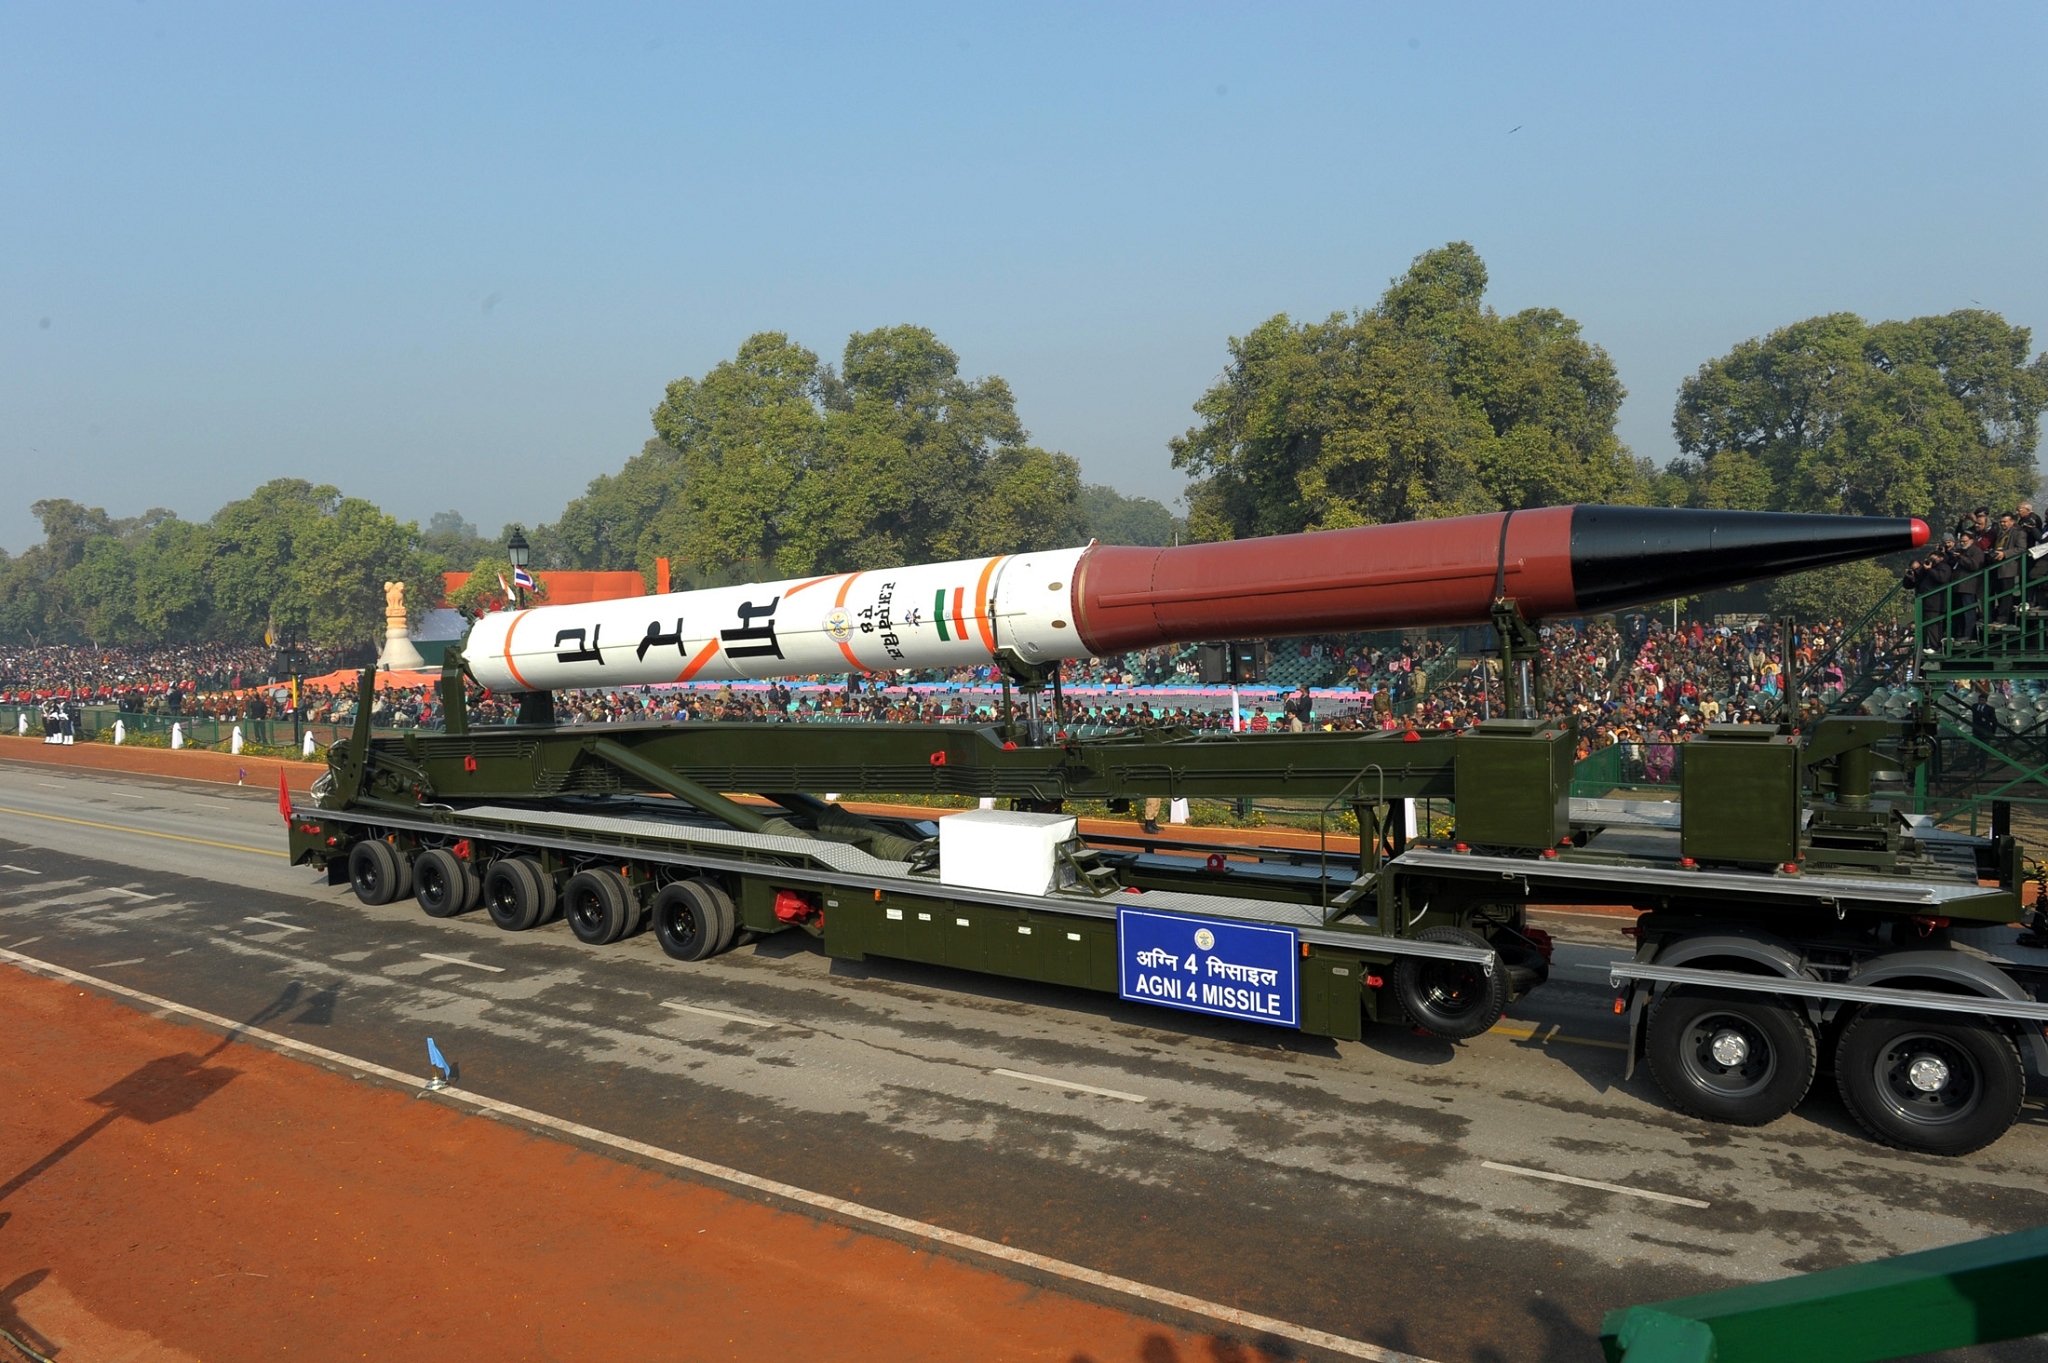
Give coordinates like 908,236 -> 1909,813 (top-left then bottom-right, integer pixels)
1117,907 -> 1299,1028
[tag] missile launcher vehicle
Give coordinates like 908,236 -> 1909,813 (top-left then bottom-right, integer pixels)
287,505 -> 2048,1155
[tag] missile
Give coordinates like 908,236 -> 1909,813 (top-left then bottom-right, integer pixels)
462,505 -> 1928,693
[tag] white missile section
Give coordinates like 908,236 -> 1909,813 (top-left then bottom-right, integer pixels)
463,546 -> 1092,693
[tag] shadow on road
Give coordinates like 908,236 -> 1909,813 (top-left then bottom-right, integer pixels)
0,979 -> 311,1205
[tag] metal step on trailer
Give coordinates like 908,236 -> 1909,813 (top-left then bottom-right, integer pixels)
1397,847 -> 2004,911
298,802 -> 1497,965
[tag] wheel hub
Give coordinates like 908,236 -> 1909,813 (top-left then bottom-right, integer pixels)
1906,1054 -> 1951,1093
1708,1029 -> 1749,1068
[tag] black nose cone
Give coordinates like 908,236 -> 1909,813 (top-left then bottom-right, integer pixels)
1568,505 -> 1928,614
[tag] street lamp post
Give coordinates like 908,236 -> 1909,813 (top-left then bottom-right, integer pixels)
507,528 -> 530,608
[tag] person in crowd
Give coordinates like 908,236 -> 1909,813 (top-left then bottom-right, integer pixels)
1992,512 -> 2028,627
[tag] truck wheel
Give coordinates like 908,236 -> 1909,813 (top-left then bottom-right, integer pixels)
652,879 -> 735,962
1646,987 -> 1815,1126
563,870 -> 636,946
348,840 -> 409,906
1391,927 -> 1507,1039
1834,1009 -> 2024,1156
483,858 -> 553,933
413,849 -> 477,919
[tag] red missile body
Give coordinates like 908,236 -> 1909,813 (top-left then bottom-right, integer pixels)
1071,505 -> 1928,655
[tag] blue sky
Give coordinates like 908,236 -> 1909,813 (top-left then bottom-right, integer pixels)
3,2 -> 2043,552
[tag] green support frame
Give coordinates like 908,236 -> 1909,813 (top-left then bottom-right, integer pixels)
1602,1226 -> 2048,1363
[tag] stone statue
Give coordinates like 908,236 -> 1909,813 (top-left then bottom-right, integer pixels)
377,579 -> 427,672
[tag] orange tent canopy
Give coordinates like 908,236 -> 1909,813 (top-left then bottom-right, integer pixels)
302,668 -> 440,693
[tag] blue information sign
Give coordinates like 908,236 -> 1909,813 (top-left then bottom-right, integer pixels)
1117,906 -> 1299,1028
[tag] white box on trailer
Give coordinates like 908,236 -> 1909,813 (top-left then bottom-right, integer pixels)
938,809 -> 1079,896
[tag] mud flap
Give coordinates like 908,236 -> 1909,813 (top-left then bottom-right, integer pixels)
1622,983 -> 1650,1081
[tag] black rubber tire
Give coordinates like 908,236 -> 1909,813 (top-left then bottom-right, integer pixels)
563,869 -> 636,946
1390,926 -> 1508,1039
413,848 -> 477,919
348,840 -> 408,906
1645,986 -> 1816,1126
651,878 -> 736,962
1834,1008 -> 2024,1156
482,857 -> 553,933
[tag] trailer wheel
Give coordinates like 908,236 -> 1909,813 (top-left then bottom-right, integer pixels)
483,858 -> 553,933
1834,1008 -> 2024,1156
1645,987 -> 1815,1127
1391,927 -> 1507,1039
348,840 -> 409,906
563,870 -> 636,946
652,878 -> 735,962
413,849 -> 478,918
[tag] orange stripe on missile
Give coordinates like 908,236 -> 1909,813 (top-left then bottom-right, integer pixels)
502,610 -> 534,690
951,586 -> 967,641
831,572 -> 866,670
972,556 -> 1006,652
784,573 -> 847,600
675,638 -> 722,682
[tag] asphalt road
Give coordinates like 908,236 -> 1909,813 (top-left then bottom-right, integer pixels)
2,759 -> 2045,1362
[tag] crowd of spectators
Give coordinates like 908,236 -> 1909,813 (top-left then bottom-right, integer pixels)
1902,501 -> 2047,649
0,614 -> 1960,766
0,642 -> 358,706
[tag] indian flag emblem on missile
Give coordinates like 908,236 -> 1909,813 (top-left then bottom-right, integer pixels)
932,586 -> 969,642
824,607 -> 853,643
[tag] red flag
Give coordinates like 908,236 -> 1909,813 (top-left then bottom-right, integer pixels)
278,769 -> 293,825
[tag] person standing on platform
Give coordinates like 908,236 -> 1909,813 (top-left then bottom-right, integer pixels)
1950,532 -> 1986,645
1991,512 -> 2026,627
1906,546 -> 1953,655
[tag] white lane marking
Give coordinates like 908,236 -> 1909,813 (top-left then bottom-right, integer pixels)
11,937 -> 41,947
992,1068 -> 1148,1103
1,865 -> 42,875
94,958 -> 148,969
0,947 -> 1434,1363
244,917 -> 309,933
419,953 -> 505,974
1480,1160 -> 1711,1208
660,1001 -> 773,1027
106,887 -> 160,901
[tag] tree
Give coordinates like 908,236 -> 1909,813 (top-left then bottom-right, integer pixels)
1079,484 -> 1183,546
537,439 -> 689,572
545,326 -> 1089,583
207,479 -> 433,647
446,556 -> 550,623
1672,310 -> 2048,527
1172,242 -> 1648,540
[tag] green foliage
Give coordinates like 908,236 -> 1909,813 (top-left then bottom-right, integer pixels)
1764,560 -> 1904,625
1671,310 -> 2048,527
542,326 -> 1087,580
208,480 -> 438,648
0,482 -> 438,647
1172,242 -> 1648,540
446,557 -> 550,623
1080,484 -> 1184,545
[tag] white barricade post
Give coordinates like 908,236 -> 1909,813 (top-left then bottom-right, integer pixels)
231,725 -> 244,755
114,719 -> 125,745
1169,797 -> 1189,824
15,714 -> 24,737
171,723 -> 184,750
303,730 -> 316,757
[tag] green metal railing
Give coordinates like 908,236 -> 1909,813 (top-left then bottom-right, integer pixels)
1603,1224 -> 2048,1363
1913,556 -> 2048,677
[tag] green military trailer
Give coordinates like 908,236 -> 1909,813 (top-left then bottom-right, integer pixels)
286,662 -> 2048,1156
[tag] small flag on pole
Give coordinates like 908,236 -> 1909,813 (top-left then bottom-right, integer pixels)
512,567 -> 536,592
278,770 -> 292,825
423,1037 -> 452,1093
